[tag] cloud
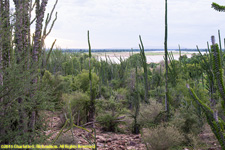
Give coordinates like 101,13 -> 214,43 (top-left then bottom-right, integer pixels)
10,0 -> 225,49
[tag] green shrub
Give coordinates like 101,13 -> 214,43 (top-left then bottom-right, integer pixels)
115,88 -> 129,105
170,107 -> 204,147
111,79 -> 123,89
62,91 -> 90,125
96,94 -> 127,132
137,100 -> 163,127
99,85 -> 111,99
149,86 -> 165,102
171,107 -> 203,135
143,124 -> 184,150
42,71 -> 68,109
73,70 -> 99,98
71,76 -> 82,91
54,131 -> 78,145
96,112 -> 121,132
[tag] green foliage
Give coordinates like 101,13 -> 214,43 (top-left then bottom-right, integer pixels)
42,71 -> 71,109
137,100 -> 163,128
0,61 -> 56,144
212,2 -> 225,12
53,118 -> 97,150
97,113 -> 121,132
139,35 -> 149,103
171,78 -> 208,108
62,56 -> 81,76
149,86 -> 165,102
217,103 -> 225,121
99,85 -> 111,99
126,53 -> 142,68
142,124 -> 184,150
167,52 -> 180,86
96,93 -> 127,132
111,79 -> 123,89
170,107 -> 204,145
75,70 -> 99,97
211,44 -> 225,103
54,131 -> 78,145
62,91 -> 90,125
188,86 -> 225,148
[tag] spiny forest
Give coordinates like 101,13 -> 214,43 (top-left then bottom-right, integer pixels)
0,0 -> 225,150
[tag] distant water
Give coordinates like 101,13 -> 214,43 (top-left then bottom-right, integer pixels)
95,52 -> 206,63
60,49 -> 207,53
96,55 -> 193,63
59,49 -> 207,63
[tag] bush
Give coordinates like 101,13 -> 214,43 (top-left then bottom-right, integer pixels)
42,71 -> 68,109
73,70 -> 99,98
54,131 -> 78,145
137,100 -> 163,127
62,92 -> 90,125
171,107 -> 203,135
96,112 -> 121,132
143,124 -> 184,150
96,94 -> 127,132
99,85 -> 111,99
170,107 -> 205,147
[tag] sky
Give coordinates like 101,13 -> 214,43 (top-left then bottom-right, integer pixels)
12,0 -> 225,49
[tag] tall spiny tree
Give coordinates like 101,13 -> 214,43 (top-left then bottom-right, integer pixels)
139,35 -> 149,103
1,0 -> 11,67
13,0 -> 31,137
0,0 -> 57,144
30,0 -> 50,132
0,0 -> 11,141
164,0 -> 169,117
88,30 -> 95,126
187,36 -> 225,149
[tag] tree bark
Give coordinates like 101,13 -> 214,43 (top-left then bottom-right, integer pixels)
29,0 -> 48,132
13,0 -> 31,137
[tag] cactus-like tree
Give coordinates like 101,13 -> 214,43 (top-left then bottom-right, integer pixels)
87,31 -> 95,126
188,36 -> 225,149
0,0 -> 57,144
164,0 -> 169,117
139,35 -> 149,103
0,0 -> 11,140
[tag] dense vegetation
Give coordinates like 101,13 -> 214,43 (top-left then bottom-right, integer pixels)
0,0 -> 225,150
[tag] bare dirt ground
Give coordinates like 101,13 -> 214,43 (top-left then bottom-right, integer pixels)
44,111 -> 146,150
43,111 -> 221,150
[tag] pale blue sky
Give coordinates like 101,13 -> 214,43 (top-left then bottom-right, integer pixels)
13,0 -> 225,49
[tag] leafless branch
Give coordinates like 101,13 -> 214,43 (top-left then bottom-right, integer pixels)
41,0 -> 58,47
